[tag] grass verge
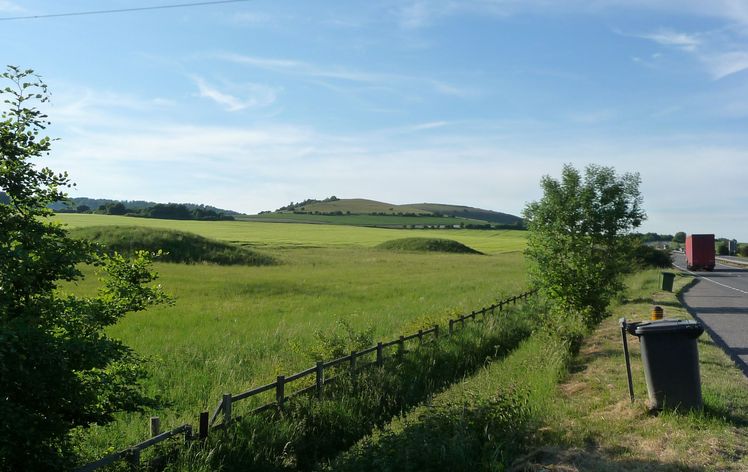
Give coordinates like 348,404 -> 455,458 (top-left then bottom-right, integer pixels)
513,269 -> 748,471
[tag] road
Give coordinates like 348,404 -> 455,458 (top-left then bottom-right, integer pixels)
672,253 -> 748,377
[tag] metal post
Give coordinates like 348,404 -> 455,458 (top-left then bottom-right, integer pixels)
619,318 -> 635,403
376,342 -> 383,366
398,335 -> 405,356
434,324 -> 439,339
449,319 -> 454,335
418,329 -> 423,344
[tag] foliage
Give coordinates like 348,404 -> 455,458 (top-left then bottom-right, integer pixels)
523,164 -> 645,327
673,231 -> 686,244
633,244 -> 672,268
70,225 -> 275,266
0,66 -> 170,470
716,242 -> 729,256
740,245 -> 748,257
377,237 -> 482,254
294,317 -> 376,362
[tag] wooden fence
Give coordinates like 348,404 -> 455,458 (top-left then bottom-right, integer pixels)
76,290 -> 536,471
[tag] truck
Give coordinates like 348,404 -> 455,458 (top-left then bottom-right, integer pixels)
686,234 -> 715,271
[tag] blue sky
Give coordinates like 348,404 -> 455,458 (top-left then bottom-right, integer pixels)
1,0 -> 747,239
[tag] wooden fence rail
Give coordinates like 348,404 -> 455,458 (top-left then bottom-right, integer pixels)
76,289 -> 536,471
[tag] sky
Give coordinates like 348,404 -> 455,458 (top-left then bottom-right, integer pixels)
1,0 -> 747,239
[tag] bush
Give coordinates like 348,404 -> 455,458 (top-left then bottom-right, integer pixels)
633,244 -> 672,268
69,226 -> 275,265
377,238 -> 482,254
740,245 -> 748,257
717,243 -> 729,256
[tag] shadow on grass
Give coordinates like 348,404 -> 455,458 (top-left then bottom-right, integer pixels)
508,445 -> 704,472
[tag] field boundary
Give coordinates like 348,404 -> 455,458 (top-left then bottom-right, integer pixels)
75,290 -> 536,472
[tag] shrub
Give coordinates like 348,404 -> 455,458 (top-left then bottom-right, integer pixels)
377,238 -> 482,254
633,244 -> 672,268
69,226 -> 275,266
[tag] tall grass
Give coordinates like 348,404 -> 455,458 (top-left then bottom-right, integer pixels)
67,245 -> 527,464
159,300 -> 543,471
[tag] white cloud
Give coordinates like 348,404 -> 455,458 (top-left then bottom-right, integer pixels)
638,29 -> 701,51
701,50 -> 748,79
192,76 -> 278,111
0,1 -> 22,13
216,52 -> 474,97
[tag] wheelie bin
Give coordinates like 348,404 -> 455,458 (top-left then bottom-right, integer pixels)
627,319 -> 704,410
660,272 -> 675,292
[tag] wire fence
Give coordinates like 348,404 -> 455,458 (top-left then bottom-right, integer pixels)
76,289 -> 536,471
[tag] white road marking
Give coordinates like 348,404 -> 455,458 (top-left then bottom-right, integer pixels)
673,262 -> 748,295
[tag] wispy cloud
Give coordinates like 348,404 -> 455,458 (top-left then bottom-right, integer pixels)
216,52 -> 476,97
638,29 -> 701,51
192,76 -> 278,111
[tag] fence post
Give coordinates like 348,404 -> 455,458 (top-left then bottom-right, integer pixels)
434,324 -> 439,339
350,350 -> 357,387
418,329 -> 423,344
449,319 -> 454,335
460,315 -> 465,328
499,301 -> 504,312
398,335 -> 405,357
376,342 -> 383,366
150,416 -> 160,437
199,411 -> 209,440
126,448 -> 140,471
276,375 -> 285,411
184,425 -> 193,444
223,393 -> 232,426
316,361 -> 324,399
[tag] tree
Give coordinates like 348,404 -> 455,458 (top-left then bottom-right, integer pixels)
523,164 -> 645,327
76,204 -> 91,213
673,231 -> 686,244
0,66 -> 170,470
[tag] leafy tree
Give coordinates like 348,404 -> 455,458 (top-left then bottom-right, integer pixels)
716,242 -> 729,256
76,204 -> 90,213
523,164 -> 645,327
0,66 -> 170,470
673,231 -> 686,244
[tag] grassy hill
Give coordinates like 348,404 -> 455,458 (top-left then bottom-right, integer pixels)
407,203 -> 523,226
299,198 -> 429,215
251,198 -> 523,229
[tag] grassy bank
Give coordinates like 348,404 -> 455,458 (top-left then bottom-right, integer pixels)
515,270 -> 748,470
324,328 -> 573,472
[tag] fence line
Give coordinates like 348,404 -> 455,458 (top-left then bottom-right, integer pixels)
76,289 -> 536,471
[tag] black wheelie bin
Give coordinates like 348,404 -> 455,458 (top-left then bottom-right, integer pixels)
627,319 -> 704,410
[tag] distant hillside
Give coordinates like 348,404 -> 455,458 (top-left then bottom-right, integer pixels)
298,198 -> 430,215
48,196 -> 243,216
407,203 -> 523,226
256,197 -> 524,229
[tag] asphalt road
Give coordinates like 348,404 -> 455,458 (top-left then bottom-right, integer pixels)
672,253 -> 748,377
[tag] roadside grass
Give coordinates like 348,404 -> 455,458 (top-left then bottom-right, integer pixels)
323,304 -> 572,472
53,213 -> 526,254
513,269 -> 748,471
63,231 -> 527,463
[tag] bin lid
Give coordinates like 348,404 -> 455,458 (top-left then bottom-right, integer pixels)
630,319 -> 703,337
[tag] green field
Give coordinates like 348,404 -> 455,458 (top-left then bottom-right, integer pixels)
53,213 -> 526,253
54,214 -> 529,462
238,212 -> 489,227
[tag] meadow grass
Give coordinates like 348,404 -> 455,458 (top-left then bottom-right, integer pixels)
59,215 -> 529,464
53,213 -> 526,254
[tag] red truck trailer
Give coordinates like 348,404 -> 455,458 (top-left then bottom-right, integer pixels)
686,234 -> 715,271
